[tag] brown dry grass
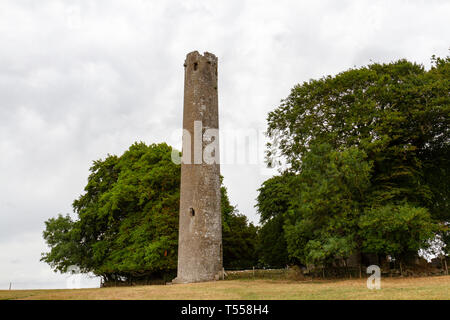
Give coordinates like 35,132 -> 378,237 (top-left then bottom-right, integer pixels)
1,276 -> 449,300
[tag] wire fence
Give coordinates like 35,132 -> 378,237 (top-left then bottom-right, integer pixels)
225,263 -> 449,281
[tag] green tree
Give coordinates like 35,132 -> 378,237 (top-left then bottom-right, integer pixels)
256,215 -> 290,267
267,57 -> 449,216
42,142 -> 256,282
255,173 -> 296,267
41,214 -> 81,273
256,173 -> 296,223
283,144 -> 372,266
263,56 -> 449,266
359,204 -> 437,265
42,143 -> 180,283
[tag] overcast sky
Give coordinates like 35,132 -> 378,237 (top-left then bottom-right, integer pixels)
0,0 -> 449,289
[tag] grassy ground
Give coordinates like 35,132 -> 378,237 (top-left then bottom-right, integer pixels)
1,276 -> 449,300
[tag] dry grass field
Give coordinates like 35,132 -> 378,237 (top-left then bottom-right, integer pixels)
1,276 -> 449,300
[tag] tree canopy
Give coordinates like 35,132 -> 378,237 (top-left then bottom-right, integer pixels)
259,56 -> 449,267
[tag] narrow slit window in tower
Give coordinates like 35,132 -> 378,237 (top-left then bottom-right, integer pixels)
189,207 -> 195,217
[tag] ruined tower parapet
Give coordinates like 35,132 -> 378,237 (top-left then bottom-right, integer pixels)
172,51 -> 222,283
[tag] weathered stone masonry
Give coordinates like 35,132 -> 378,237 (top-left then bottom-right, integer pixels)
173,51 -> 222,283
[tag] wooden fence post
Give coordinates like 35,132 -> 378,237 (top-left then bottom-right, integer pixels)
445,258 -> 448,276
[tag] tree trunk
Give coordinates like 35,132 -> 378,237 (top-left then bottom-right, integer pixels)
444,258 -> 448,276
344,259 -> 350,279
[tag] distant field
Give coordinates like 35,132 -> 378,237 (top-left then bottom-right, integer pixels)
1,276 -> 449,300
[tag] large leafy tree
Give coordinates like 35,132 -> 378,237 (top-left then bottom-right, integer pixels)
359,204 -> 437,264
260,56 -> 448,266
42,142 -> 257,282
42,143 -> 180,282
256,215 -> 290,267
267,57 -> 449,214
255,173 -> 296,267
283,144 -> 372,266
256,173 -> 296,223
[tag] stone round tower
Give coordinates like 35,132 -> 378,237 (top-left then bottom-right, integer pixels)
172,51 -> 222,283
